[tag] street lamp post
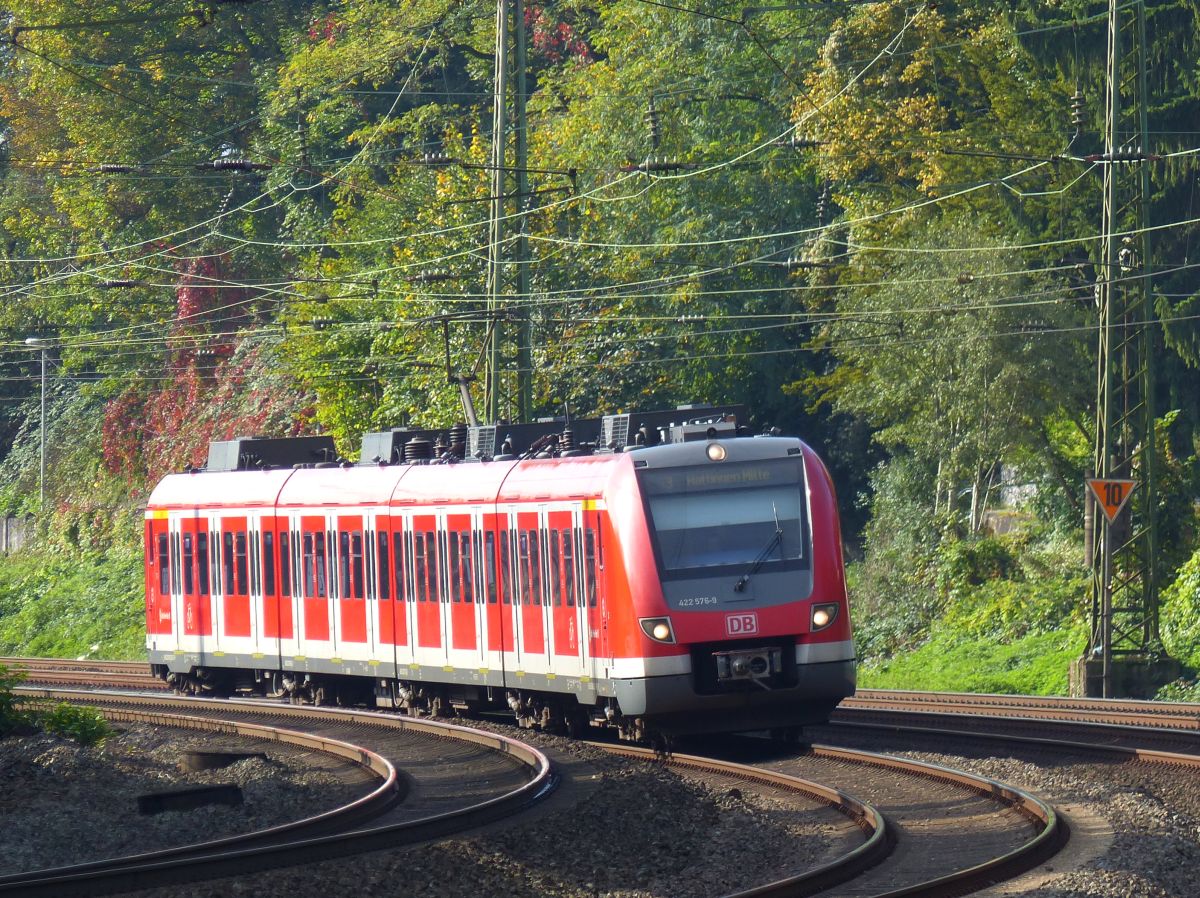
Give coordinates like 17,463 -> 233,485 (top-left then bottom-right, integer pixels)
24,337 -> 47,509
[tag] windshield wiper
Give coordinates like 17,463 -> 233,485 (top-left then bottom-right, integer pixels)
733,504 -> 783,593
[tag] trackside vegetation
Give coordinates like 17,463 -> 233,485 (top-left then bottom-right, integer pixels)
0,1 -> 1198,698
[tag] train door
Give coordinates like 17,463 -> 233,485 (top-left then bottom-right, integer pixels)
369,512 -> 401,677
410,512 -> 444,667
581,504 -> 608,673
216,516 -> 251,651
513,507 -> 550,672
144,514 -> 173,649
445,510 -> 485,667
247,516 -> 264,652
278,514 -> 304,663
178,513 -> 214,650
389,514 -> 416,671
297,514 -> 332,656
545,507 -> 584,677
334,513 -> 372,664
482,510 -> 509,675
260,515 -> 291,669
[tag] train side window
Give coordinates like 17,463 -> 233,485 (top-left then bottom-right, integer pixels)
249,531 -> 260,596
157,534 -> 169,594
398,533 -> 412,602
460,532 -> 474,604
263,532 -> 276,596
210,531 -> 221,595
182,534 -> 195,595
432,531 -> 445,604
548,529 -> 562,607
279,532 -> 291,598
223,532 -> 235,594
415,533 -> 428,602
197,532 -> 210,595
448,532 -> 461,603
365,533 -> 375,601
351,532 -> 364,599
563,530 -> 576,608
585,529 -> 598,608
500,530 -> 513,605
518,532 -> 530,606
235,532 -> 248,595
339,532 -> 351,599
303,533 -> 315,597
484,531 -> 497,604
527,529 -> 542,606
315,533 -> 328,598
377,532 -> 391,601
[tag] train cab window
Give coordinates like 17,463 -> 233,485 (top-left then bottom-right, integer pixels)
235,532 -> 248,595
548,530 -> 562,607
638,458 -> 807,578
377,532 -> 391,601
484,531 -> 497,604
197,533 -> 209,595
223,532 -> 235,594
263,532 -> 276,596
563,530 -> 577,608
584,529 -> 598,608
279,532 -> 291,598
182,534 -> 195,595
499,531 -> 513,605
157,534 -> 169,595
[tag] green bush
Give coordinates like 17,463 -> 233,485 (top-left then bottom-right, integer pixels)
1161,546 -> 1200,672
0,546 -> 145,660
35,702 -> 113,747
0,664 -> 24,736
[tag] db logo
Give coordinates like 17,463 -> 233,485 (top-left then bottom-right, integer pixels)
726,613 -> 758,637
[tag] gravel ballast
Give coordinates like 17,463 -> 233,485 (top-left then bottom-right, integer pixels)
4,721 -> 1199,897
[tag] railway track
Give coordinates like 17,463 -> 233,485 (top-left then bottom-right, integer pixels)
19,660 -> 1200,895
600,741 -> 1063,898
4,688 -> 554,897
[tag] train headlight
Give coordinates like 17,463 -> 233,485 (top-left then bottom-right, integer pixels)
705,442 -> 727,462
639,617 -> 676,644
811,603 -> 839,631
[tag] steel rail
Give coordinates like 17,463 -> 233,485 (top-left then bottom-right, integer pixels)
4,689 -> 557,898
594,741 -> 1064,898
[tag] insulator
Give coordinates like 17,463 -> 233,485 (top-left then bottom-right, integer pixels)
99,279 -> 143,289
98,163 -> 138,173
560,427 -> 576,452
449,423 -> 468,458
419,152 -> 454,166
1070,90 -> 1086,131
403,438 -> 433,462
644,97 -> 661,150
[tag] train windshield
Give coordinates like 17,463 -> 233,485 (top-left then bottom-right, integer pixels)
639,458 -> 807,578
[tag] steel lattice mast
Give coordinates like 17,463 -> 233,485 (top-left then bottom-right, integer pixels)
1082,0 -> 1165,698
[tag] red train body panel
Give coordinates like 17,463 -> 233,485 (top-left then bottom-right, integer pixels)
146,414 -> 855,737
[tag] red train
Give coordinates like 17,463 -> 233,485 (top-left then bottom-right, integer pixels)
145,407 -> 855,739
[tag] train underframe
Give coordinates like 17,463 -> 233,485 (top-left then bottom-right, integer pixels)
150,652 -> 853,743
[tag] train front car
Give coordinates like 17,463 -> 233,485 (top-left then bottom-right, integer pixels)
606,433 -> 855,736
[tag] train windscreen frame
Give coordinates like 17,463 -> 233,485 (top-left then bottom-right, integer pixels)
638,457 -> 809,581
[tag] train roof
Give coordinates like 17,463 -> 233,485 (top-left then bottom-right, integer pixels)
147,468 -> 296,511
